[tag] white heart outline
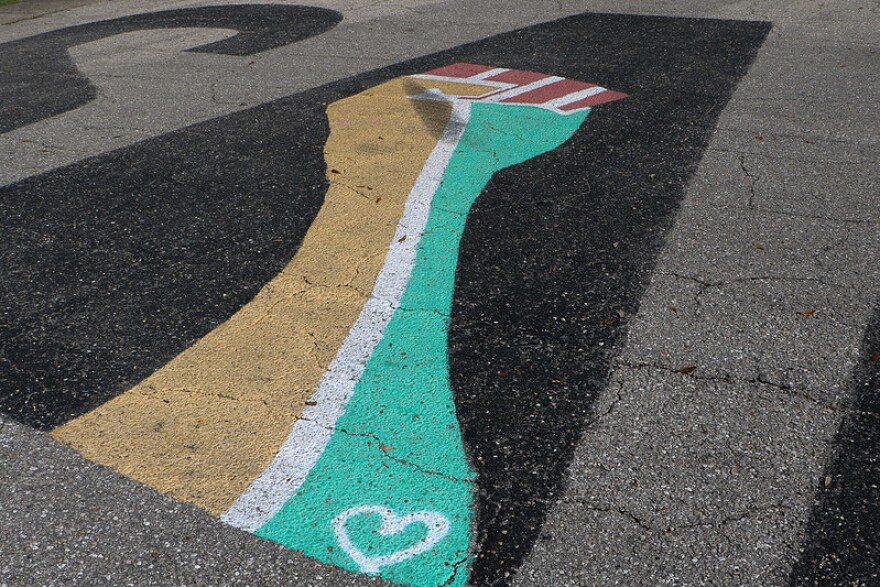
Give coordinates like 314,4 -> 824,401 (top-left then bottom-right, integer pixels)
332,505 -> 451,575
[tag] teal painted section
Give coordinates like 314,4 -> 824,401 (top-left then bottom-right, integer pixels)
256,103 -> 589,587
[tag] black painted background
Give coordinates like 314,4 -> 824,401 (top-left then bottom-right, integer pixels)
0,10 -> 770,586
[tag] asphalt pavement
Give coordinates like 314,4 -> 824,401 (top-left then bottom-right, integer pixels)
0,0 -> 877,586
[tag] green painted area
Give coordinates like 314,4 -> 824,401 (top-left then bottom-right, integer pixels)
257,103 -> 589,587
0,0 -> 19,6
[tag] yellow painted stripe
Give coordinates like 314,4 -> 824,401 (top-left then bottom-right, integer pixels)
52,77 -> 495,515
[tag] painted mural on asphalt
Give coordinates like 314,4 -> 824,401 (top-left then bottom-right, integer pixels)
49,64 -> 626,587
221,67 -> 626,586
0,7 -> 771,586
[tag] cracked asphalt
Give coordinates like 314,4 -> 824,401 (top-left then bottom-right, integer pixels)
1,0 -> 878,586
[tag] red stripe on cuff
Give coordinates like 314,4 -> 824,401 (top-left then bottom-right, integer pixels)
501,79 -> 594,104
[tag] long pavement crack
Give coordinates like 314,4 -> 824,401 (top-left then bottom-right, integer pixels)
559,497 -> 788,535
613,360 -> 840,414
739,153 -> 758,207
297,416 -> 471,483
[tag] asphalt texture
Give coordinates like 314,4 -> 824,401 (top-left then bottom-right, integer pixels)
789,307 -> 880,587
1,0 -> 878,586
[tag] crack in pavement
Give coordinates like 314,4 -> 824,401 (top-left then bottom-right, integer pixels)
297,415 -> 471,483
654,271 -> 855,304
612,360 -> 841,413
557,496 -> 789,535
708,146 -> 877,166
739,153 -> 758,207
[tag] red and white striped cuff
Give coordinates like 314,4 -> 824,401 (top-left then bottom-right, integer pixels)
409,62 -> 627,114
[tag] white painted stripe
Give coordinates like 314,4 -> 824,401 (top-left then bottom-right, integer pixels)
221,101 -> 473,533
467,67 -> 509,81
543,85 -> 606,110
483,75 -> 564,103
